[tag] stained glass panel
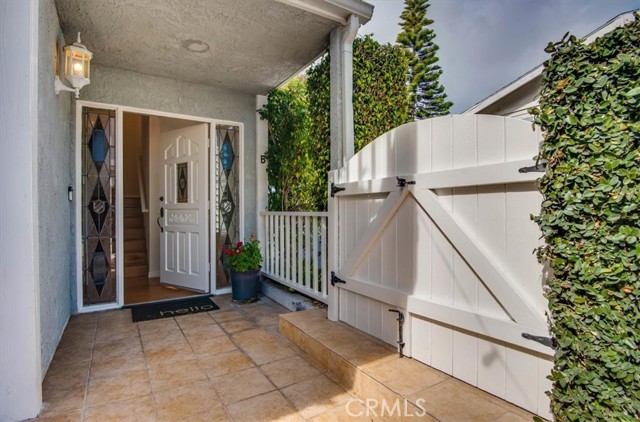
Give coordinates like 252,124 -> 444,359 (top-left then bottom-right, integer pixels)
82,108 -> 117,305
177,162 -> 188,203
215,125 -> 240,289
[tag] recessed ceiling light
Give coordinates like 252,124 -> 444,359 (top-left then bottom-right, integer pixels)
182,39 -> 210,54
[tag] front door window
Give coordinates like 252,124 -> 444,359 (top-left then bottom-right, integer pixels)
82,107 -> 117,305
215,125 -> 240,289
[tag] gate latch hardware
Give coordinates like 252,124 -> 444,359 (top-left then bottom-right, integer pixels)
330,271 -> 346,287
330,183 -> 346,197
388,309 -> 406,357
396,177 -> 416,188
518,163 -> 546,173
522,333 -> 556,349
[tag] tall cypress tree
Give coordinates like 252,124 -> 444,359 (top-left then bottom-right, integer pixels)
397,0 -> 452,119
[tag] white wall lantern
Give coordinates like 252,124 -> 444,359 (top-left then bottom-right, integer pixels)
54,32 -> 92,99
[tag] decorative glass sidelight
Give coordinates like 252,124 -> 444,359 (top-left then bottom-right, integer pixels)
82,108 -> 117,305
215,125 -> 240,289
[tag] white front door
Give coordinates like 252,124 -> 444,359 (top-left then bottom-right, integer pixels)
159,124 -> 209,292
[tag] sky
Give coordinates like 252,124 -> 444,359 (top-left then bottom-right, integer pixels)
360,0 -> 640,113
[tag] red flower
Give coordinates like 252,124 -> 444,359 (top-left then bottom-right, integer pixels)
225,249 -> 232,256
238,247 -> 243,253
236,241 -> 243,248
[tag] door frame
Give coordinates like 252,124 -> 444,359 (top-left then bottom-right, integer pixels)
75,101 -> 244,312
210,119 -> 245,295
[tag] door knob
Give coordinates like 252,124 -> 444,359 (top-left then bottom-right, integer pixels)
159,196 -> 164,201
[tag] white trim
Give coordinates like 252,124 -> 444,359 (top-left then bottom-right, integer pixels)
331,160 -> 541,197
275,0 -> 374,25
464,10 -> 638,115
116,108 -> 124,308
76,101 -> 231,309
259,211 -> 328,218
463,66 -> 543,115
277,0 -> 347,24
215,287 -> 232,296
75,101 -> 83,312
30,0 -> 42,383
407,296 -> 552,356
75,102 -> 120,313
77,302 -> 120,314
0,2 -> 42,416
335,276 -> 552,356
210,119 -> 245,294
327,170 -> 340,321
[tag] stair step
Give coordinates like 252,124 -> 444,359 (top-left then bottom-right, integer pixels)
124,239 -> 146,252
123,197 -> 141,207
124,265 -> 148,278
124,207 -> 143,217
124,252 -> 147,265
124,217 -> 143,229
124,228 -> 145,240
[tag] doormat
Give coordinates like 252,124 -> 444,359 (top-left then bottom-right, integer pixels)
128,295 -> 220,322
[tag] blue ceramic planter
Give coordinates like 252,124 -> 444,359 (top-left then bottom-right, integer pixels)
230,268 -> 261,302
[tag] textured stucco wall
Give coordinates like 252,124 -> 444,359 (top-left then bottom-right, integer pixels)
70,64 -> 257,305
38,0 -> 73,377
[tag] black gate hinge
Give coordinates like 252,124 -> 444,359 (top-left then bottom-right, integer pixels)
522,333 -> 556,349
330,271 -> 346,287
396,177 -> 416,188
518,163 -> 546,173
330,183 -> 346,197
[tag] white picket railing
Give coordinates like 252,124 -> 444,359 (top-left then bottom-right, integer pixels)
259,211 -> 329,303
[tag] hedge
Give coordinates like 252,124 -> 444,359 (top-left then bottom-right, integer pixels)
531,13 -> 640,420
307,35 -> 410,209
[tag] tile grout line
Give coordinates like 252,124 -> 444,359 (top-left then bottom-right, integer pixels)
133,319 -> 161,422
78,316 -> 98,422
219,299 -> 306,420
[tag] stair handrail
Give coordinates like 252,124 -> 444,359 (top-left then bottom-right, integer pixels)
137,155 -> 148,214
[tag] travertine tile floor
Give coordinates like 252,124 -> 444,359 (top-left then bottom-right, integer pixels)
33,295 -> 538,422
34,295 -> 361,422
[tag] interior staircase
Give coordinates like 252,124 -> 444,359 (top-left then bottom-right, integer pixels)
124,197 -> 148,279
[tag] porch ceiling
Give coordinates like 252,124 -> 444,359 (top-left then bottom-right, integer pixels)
54,0 -> 366,95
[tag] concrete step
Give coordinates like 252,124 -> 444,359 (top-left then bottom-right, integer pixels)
124,239 -> 146,252
279,311 -> 537,421
124,228 -> 145,240
124,264 -> 148,278
124,252 -> 147,266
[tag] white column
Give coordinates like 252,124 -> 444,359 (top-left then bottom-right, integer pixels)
341,15 -> 358,166
0,1 -> 43,420
329,28 -> 344,171
329,15 -> 359,171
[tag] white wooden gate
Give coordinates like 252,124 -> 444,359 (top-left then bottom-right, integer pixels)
328,115 -> 553,418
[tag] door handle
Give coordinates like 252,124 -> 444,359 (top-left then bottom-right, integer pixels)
157,215 -> 163,233
160,207 -> 164,218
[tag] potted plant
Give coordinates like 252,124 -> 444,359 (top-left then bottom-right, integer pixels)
225,233 -> 262,302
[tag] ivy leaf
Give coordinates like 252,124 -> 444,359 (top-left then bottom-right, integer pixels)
625,87 -> 640,97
